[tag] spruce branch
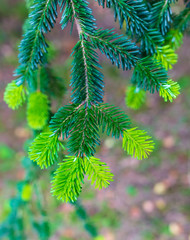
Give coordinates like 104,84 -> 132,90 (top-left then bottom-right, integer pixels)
7,0 -> 187,203
151,0 -> 174,36
159,79 -> 180,102
96,103 -> 131,138
132,57 -> 169,93
67,106 -> 100,157
64,0 -> 104,105
97,0 -> 148,35
89,28 -> 139,70
16,0 -> 59,85
122,128 -> 155,160
51,156 -> 113,202
154,45 -> 178,70
84,157 -> 114,189
4,81 -> 28,110
49,104 -> 78,137
96,0 -> 164,54
60,0 -> 96,34
140,29 -> 164,55
29,131 -> 64,169
51,156 -> 85,202
71,39 -> 104,105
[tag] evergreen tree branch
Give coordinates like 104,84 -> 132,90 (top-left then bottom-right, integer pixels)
4,0 -> 186,205
71,40 -> 104,105
96,103 -> 131,138
51,156 -> 113,202
132,57 -> 169,93
50,104 -> 79,137
159,79 -> 180,102
97,0 -> 148,35
4,81 -> 28,110
151,0 -> 175,36
51,156 -> 85,202
67,106 -> 100,157
122,128 -> 154,160
89,28 -> 139,70
63,0 -> 103,105
96,0 -> 164,54
29,131 -> 64,169
154,45 -> 178,70
60,0 -> 96,34
16,0 -> 59,85
84,157 -> 114,189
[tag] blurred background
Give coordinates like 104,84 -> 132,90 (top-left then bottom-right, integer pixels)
0,0 -> 190,239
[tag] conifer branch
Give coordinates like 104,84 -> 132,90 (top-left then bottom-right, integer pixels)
64,0 -> 103,105
96,103 -> 131,138
89,29 -> 139,70
159,79 -> 180,102
51,156 -> 85,202
97,0 -> 148,35
29,131 -> 64,169
123,128 -> 154,160
5,0 -> 186,203
16,0 -> 59,85
51,156 -> 114,202
84,157 -> 114,189
67,106 -> 100,157
4,81 -> 28,110
96,0 -> 164,54
50,104 -> 79,137
71,40 -> 104,105
154,45 -> 178,70
61,0 -> 96,34
132,57 -> 169,93
151,0 -> 174,36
